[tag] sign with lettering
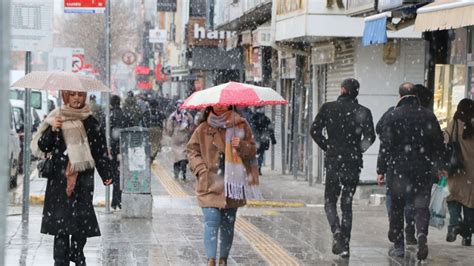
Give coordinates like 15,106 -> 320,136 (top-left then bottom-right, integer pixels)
157,0 -> 176,12
188,17 -> 236,47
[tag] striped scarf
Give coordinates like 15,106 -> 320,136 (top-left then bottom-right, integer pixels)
208,111 -> 262,200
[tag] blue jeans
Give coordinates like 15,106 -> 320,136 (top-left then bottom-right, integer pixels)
202,207 -> 238,259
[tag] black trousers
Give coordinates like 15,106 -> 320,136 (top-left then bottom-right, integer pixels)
388,167 -> 432,247
110,152 -> 121,208
324,161 -> 360,249
173,159 -> 188,179
54,234 -> 87,265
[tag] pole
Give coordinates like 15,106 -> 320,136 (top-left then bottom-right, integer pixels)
292,55 -> 304,179
22,51 -> 32,223
0,0 -> 11,264
104,0 -> 111,213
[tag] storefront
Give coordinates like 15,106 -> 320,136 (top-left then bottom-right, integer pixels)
414,1 -> 474,127
431,28 -> 474,128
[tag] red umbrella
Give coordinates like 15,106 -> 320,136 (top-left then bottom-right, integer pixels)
180,81 -> 287,110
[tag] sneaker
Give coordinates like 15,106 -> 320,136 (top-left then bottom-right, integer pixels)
406,234 -> 417,245
462,238 -> 472,246
388,245 -> 405,258
417,234 -> 428,261
446,226 -> 461,242
332,232 -> 344,255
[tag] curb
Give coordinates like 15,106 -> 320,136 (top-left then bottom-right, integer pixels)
246,200 -> 305,208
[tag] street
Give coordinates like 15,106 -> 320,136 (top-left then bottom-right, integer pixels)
5,147 -> 474,266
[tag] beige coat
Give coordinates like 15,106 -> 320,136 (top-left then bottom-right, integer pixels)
187,116 -> 257,209
166,112 -> 193,162
444,119 -> 474,208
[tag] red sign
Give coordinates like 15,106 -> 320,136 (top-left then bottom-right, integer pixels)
64,0 -> 106,14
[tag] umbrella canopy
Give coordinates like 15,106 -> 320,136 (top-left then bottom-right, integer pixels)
181,81 -> 287,110
11,71 -> 110,92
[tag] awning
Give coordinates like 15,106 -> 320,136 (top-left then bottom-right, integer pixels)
362,12 -> 389,46
414,0 -> 474,32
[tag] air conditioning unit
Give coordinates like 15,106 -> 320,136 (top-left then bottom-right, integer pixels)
232,0 -> 239,5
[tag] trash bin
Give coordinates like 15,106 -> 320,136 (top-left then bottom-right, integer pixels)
120,127 -> 152,218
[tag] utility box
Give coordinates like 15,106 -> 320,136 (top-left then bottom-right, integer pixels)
120,127 -> 152,218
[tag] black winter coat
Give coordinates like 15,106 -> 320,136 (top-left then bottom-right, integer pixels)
311,95 -> 376,165
376,96 -> 445,176
38,116 -> 111,237
108,106 -> 126,156
251,112 -> 276,150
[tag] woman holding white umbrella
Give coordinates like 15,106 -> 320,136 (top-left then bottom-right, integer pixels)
14,71 -> 113,266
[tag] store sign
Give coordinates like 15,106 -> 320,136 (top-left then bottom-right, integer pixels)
149,29 -> 167,43
48,48 -> 73,72
188,17 -> 236,47
157,0 -> 177,12
64,0 -> 105,14
11,0 -> 54,52
311,45 -> 335,65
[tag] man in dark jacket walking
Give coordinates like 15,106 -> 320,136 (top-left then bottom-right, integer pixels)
251,107 -> 276,175
311,78 -> 375,258
376,83 -> 445,260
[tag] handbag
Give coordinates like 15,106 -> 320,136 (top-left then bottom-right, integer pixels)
37,154 -> 53,179
446,120 -> 465,175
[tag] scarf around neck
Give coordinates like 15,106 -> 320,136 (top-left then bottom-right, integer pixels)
31,105 -> 95,172
207,111 -> 262,200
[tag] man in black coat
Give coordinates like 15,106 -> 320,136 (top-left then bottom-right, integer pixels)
376,84 -> 445,260
251,107 -> 276,175
311,78 -> 375,258
376,83 -> 418,246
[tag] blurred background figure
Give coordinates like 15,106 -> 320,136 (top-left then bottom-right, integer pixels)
107,95 -> 126,210
166,100 -> 194,180
122,91 -> 143,127
147,98 -> 167,163
88,94 -> 103,122
444,98 -> 474,247
251,106 -> 276,175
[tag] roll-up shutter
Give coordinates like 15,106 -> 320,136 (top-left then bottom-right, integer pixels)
325,39 -> 355,102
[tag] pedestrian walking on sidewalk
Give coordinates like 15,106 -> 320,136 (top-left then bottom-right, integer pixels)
167,100 -> 194,180
251,106 -> 276,175
444,98 -> 474,247
146,98 -> 167,164
31,91 -> 112,266
107,95 -> 126,210
377,83 -> 445,260
375,84 -> 422,246
311,78 -> 375,259
187,105 -> 258,266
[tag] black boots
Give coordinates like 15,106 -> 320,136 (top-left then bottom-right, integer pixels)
446,226 -> 462,242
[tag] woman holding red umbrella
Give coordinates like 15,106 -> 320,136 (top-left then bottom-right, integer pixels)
187,104 -> 258,266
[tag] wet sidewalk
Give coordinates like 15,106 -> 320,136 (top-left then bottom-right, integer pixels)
5,146 -> 474,265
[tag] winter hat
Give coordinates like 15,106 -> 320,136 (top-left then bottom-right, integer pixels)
341,78 -> 360,98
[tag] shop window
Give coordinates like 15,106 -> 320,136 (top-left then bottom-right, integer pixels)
434,64 -> 467,129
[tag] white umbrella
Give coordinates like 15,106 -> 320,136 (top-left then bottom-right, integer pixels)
11,71 -> 110,92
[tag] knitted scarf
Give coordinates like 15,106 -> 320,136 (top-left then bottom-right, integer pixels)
31,105 -> 95,172
208,111 -> 262,200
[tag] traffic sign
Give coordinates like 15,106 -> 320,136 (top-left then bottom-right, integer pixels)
72,48 -> 85,72
48,48 -> 73,72
122,51 -> 137,65
64,0 -> 106,14
11,0 -> 53,52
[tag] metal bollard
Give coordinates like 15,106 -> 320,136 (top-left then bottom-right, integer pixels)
120,127 -> 152,218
